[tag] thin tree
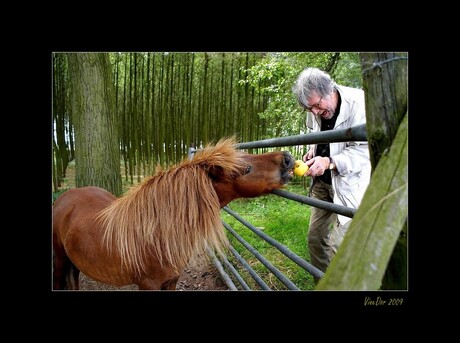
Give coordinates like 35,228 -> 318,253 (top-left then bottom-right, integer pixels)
67,52 -> 122,197
52,53 -> 69,190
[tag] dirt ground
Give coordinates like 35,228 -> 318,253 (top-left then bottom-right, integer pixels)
78,255 -> 229,291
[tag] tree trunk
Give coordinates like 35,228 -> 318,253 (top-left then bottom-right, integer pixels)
316,52 -> 408,290
361,52 -> 408,290
52,53 -> 69,185
317,113 -> 408,290
360,53 -> 408,170
67,53 -> 122,197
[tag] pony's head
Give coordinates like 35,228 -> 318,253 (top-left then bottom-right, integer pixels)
191,137 -> 295,207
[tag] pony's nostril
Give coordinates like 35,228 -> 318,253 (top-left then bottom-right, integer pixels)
283,152 -> 294,169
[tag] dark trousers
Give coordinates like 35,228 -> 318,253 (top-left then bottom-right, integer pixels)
308,178 -> 337,284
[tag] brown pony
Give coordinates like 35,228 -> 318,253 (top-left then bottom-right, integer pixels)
53,137 -> 295,290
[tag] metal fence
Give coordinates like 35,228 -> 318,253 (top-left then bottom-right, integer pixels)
189,124 -> 367,291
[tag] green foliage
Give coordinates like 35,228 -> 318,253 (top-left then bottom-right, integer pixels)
220,182 -> 316,290
333,52 -> 363,88
52,188 -> 69,204
240,52 -> 362,138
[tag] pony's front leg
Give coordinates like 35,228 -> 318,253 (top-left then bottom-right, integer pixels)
137,276 -> 179,290
161,277 -> 179,290
137,278 -> 162,290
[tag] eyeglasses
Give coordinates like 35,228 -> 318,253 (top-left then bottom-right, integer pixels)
304,97 -> 322,112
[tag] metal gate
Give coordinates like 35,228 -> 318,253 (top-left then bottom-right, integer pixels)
189,124 -> 367,290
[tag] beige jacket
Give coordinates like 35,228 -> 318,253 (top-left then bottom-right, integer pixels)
309,85 -> 371,225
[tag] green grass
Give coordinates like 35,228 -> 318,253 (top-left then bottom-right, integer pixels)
221,181 -> 316,290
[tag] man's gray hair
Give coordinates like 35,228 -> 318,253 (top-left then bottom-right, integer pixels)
293,67 -> 336,109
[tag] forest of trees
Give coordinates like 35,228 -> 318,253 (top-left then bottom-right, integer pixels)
52,52 -> 362,195
52,51 -> 408,290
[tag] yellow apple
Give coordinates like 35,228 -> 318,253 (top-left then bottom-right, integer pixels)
293,160 -> 309,176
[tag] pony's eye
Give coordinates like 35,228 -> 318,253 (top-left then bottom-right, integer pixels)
244,166 -> 252,174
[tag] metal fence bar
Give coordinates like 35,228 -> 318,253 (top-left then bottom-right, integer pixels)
220,257 -> 251,291
187,123 -> 368,290
223,221 -> 300,290
223,206 -> 324,279
224,246 -> 258,290
209,249 -> 239,291
222,223 -> 272,290
236,124 -> 367,149
188,124 -> 367,154
271,189 -> 356,218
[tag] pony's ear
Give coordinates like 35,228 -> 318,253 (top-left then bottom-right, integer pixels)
207,165 -> 225,181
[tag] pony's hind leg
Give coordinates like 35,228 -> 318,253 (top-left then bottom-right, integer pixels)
53,249 -> 68,290
67,263 -> 81,290
53,248 -> 80,290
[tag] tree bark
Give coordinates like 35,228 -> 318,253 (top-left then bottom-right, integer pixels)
316,52 -> 408,290
361,52 -> 408,290
67,53 -> 122,197
52,53 -> 69,185
360,53 -> 408,170
317,113 -> 408,290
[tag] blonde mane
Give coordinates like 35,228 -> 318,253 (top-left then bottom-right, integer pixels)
98,137 -> 244,277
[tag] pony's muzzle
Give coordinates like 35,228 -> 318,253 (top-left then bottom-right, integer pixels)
281,151 -> 295,183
